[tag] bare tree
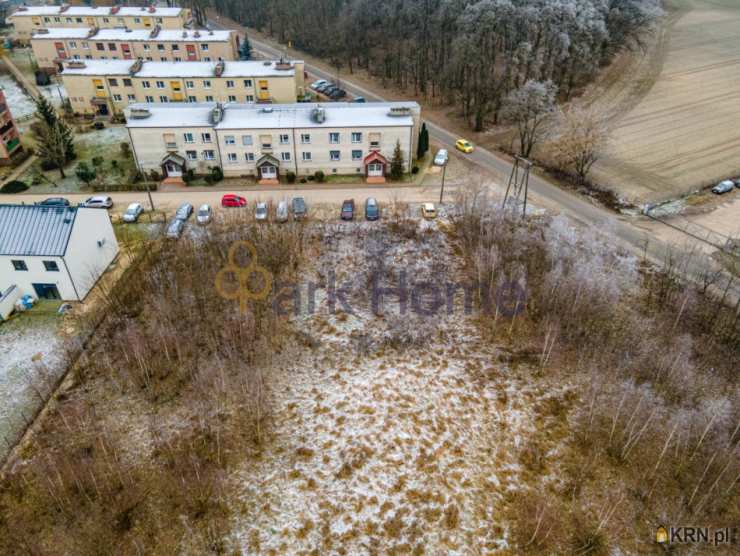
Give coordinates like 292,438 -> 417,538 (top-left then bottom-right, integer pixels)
503,80 -> 557,158
547,104 -> 610,183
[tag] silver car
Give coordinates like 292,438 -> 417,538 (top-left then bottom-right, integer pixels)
434,149 -> 449,166
175,202 -> 193,220
165,218 -> 184,239
122,202 -> 144,223
83,195 -> 113,209
196,204 -> 212,225
255,202 -> 268,221
276,200 -> 289,222
711,180 -> 734,194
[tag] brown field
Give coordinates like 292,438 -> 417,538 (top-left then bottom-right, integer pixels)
589,0 -> 740,203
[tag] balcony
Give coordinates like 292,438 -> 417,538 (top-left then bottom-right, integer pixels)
0,120 -> 15,135
5,137 -> 20,153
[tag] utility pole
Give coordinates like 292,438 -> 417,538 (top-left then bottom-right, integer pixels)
439,161 -> 447,204
502,156 -> 532,217
145,180 -> 155,212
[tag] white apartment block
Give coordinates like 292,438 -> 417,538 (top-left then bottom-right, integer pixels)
125,102 -> 421,183
31,27 -> 239,71
8,5 -> 192,43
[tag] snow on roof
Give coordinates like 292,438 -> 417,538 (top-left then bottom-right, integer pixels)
32,27 -> 233,42
125,102 -> 419,130
62,60 -> 299,78
10,6 -> 184,18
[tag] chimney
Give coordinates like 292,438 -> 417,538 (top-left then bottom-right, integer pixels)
149,25 -> 160,39
214,60 -> 225,77
129,58 -> 143,76
59,4 -> 70,14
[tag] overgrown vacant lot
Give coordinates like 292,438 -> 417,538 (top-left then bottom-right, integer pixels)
590,0 -> 740,202
0,197 -> 737,554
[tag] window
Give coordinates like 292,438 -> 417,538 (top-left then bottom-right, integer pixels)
172,45 -> 179,52
226,80 -> 235,88
102,17 -> 109,23
302,152 -> 312,161
187,95 -> 197,102
159,95 -> 169,102
202,80 -> 211,88
300,133 -> 311,144
54,17 -> 60,23
109,78 -> 118,87
108,43 -> 117,51
260,135 -> 272,149
205,95 -> 214,102
156,17 -> 163,23
134,17 -> 141,23
44,17 -> 50,23
242,135 -> 253,146
369,132 -> 381,148
202,150 -> 215,160
113,94 -> 122,102
96,42 -> 104,51
123,78 -> 132,87
201,132 -> 212,143
184,132 -> 194,143
330,150 -> 340,161
351,132 -> 362,143
245,152 -> 255,162
145,95 -> 154,102
352,150 -> 362,161
186,150 -> 197,160
82,41 -> 89,49
142,80 -> 151,89
245,95 -> 254,103
85,55 -> 92,60
127,94 -> 136,101
243,79 -> 253,88
146,57 -> 153,61
225,135 -> 236,145
281,152 -> 291,161
329,132 -> 340,144
73,54 -> 80,60
227,153 -> 238,163
11,260 -> 27,271
69,41 -> 77,48
279,134 -> 289,145
228,95 -> 236,102
163,133 -> 177,148
174,57 -> 182,62
143,44 -> 150,51
156,80 -> 165,89
201,43 -> 209,51
76,17 -> 83,23
185,80 -> 194,88
203,56 -> 211,62
66,17 -> 72,23
157,44 -> 165,51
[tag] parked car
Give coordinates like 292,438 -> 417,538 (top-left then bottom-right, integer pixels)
711,180 -> 735,194
733,178 -> 740,188
37,197 -> 70,207
365,197 -> 380,221
455,138 -> 474,153
165,218 -> 184,239
353,96 -> 366,103
316,82 -> 334,93
175,202 -> 193,221
421,202 -> 437,219
329,89 -> 347,100
276,200 -> 289,222
255,202 -> 268,221
122,202 -> 144,223
292,197 -> 307,219
311,79 -> 329,90
434,149 -> 449,166
83,195 -> 113,209
221,193 -> 247,207
341,199 -> 355,220
323,84 -> 338,95
196,204 -> 212,225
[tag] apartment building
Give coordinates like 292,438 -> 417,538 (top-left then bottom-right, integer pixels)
125,102 -> 420,184
0,88 -> 22,165
8,5 -> 192,42
30,27 -> 239,71
61,59 -> 306,117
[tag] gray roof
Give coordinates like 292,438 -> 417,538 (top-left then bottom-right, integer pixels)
0,204 -> 77,257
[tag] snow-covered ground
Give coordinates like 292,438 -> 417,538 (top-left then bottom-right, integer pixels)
0,312 -> 63,463
0,74 -> 66,121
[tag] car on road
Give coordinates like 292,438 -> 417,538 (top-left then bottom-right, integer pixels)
83,195 -> 113,209
255,202 -> 268,221
365,197 -> 379,221
711,180 -> 735,194
122,202 -> 144,223
421,202 -> 437,219
292,197 -> 307,219
434,149 -> 449,166
455,139 -> 474,153
37,197 -> 70,207
353,96 -> 366,103
175,202 -> 193,221
341,199 -> 355,220
276,200 -> 289,222
221,194 -> 247,207
165,218 -> 184,239
196,204 -> 212,225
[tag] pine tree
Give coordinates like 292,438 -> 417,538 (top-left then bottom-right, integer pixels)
239,35 -> 253,60
417,122 -> 429,159
33,95 -> 75,162
390,140 -> 405,180
36,120 -> 70,178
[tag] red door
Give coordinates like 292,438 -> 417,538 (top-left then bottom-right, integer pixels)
186,44 -> 197,61
55,42 -> 66,59
121,43 -> 132,59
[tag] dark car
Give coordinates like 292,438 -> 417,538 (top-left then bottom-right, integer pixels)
353,96 -> 366,103
323,85 -> 338,95
291,197 -> 307,219
316,83 -> 334,93
341,199 -> 355,221
330,89 -> 347,99
38,197 -> 70,207
365,197 -> 379,221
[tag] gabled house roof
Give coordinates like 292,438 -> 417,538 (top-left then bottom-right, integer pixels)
0,204 -> 78,257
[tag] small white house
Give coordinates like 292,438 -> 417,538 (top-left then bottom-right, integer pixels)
0,204 -> 119,301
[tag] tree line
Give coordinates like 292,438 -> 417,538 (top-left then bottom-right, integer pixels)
209,0 -> 661,131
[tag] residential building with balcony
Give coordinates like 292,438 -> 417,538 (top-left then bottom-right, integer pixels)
61,59 -> 306,117
0,88 -> 23,165
8,5 -> 192,43
125,102 -> 420,184
30,27 -> 239,71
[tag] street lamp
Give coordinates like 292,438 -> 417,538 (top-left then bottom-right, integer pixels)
439,159 -> 447,204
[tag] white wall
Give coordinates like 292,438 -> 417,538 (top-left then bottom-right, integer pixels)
0,255 -> 77,300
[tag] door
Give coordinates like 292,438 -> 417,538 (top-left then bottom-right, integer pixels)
32,284 -> 61,300
165,162 -> 182,177
96,103 -> 109,116
367,162 -> 384,177
260,165 -> 277,179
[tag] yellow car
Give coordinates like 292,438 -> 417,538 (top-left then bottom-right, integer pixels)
455,138 -> 474,153
421,202 -> 437,219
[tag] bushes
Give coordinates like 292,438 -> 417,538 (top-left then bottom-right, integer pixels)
286,170 -> 296,183
0,180 -> 28,193
314,170 -> 325,183
205,166 -> 224,184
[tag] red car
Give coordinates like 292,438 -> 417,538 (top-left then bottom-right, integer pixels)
221,194 -> 247,207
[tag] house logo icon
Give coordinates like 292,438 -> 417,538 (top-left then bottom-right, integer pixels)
656,526 -> 669,544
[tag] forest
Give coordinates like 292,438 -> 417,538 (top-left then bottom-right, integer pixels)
208,0 -> 662,130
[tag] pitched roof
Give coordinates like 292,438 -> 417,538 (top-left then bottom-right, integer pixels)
0,204 -> 77,257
